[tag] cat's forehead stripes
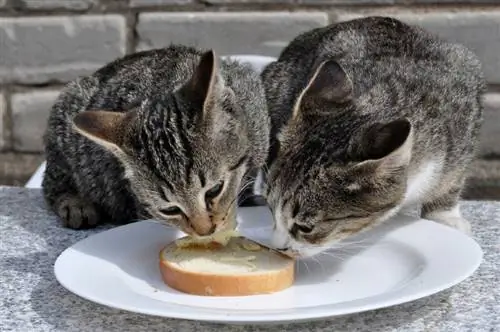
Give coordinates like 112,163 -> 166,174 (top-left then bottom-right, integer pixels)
228,154 -> 248,171
137,97 -> 196,189
198,172 -> 206,187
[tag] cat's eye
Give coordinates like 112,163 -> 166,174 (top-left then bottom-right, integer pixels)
291,223 -> 314,236
297,224 -> 314,233
160,206 -> 183,216
324,215 -> 359,222
205,181 -> 224,204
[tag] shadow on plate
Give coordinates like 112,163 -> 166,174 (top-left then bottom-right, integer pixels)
64,211 -> 421,295
293,213 -> 420,286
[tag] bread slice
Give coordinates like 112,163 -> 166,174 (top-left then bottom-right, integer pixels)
159,236 -> 295,296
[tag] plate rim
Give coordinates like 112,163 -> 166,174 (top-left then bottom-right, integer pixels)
54,215 -> 483,324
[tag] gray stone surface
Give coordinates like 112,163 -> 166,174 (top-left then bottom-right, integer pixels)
397,0 -> 498,3
11,90 -> 60,152
332,12 -> 500,84
0,15 -> 126,84
17,0 -> 96,10
204,0 -> 293,3
0,0 -> 7,8
0,93 -> 6,150
136,12 -> 328,56
479,93 -> 500,157
0,186 -> 499,331
207,0 -> 393,3
464,160 -> 500,200
129,0 -> 192,6
299,0 -> 393,3
0,153 -> 44,186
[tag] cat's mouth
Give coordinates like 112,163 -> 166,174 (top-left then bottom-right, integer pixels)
275,247 -> 301,258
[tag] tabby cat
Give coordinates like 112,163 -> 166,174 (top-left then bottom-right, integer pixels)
261,17 -> 485,257
42,45 -> 269,236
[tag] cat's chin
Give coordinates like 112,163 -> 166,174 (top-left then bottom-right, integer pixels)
270,235 -> 329,259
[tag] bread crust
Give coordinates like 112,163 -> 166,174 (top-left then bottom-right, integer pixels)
158,238 -> 295,296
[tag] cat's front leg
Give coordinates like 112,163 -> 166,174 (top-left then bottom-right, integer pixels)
421,188 -> 471,235
43,153 -> 103,229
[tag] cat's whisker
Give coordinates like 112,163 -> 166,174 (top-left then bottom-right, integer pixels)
237,194 -> 262,205
296,260 -> 302,274
236,180 -> 255,199
260,165 -> 270,183
238,179 -> 254,191
337,240 -> 375,247
235,178 -> 267,206
318,251 -> 349,262
312,256 -> 326,274
300,259 -> 311,275
304,238 -> 373,250
221,194 -> 240,228
227,193 -> 241,211
330,244 -> 373,251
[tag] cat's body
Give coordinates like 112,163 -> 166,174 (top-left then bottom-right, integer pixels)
261,17 -> 485,257
43,45 -> 269,234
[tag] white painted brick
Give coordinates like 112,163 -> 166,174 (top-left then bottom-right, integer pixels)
480,93 -> 500,157
0,15 -> 127,84
399,0 -> 498,3
17,0 -> 95,10
130,0 -> 192,6
136,12 -> 328,56
204,0 -> 293,3
11,90 -> 60,152
299,0 -> 392,3
0,93 -> 6,150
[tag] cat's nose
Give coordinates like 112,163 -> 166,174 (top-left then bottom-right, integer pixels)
192,220 -> 216,236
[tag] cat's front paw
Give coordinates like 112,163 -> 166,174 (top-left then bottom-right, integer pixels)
424,208 -> 472,235
442,216 -> 472,235
55,195 -> 100,229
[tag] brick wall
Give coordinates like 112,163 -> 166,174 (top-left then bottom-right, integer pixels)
1,0 -> 499,199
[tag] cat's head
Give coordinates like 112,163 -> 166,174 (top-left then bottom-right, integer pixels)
265,59 -> 413,258
72,50 -> 261,237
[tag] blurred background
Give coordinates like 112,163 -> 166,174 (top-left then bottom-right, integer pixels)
0,0 -> 499,200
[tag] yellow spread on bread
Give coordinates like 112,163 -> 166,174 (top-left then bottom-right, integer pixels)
172,232 -> 266,272
175,229 -> 241,248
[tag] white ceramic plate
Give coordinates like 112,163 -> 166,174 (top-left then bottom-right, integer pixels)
54,206 -> 483,324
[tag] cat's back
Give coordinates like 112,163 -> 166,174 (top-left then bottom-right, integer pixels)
274,16 -> 481,74
319,17 -> 484,100
53,44 -> 264,116
263,16 -> 485,129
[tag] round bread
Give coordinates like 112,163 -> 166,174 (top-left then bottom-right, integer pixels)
159,236 -> 295,296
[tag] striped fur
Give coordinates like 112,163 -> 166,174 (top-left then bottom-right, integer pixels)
42,45 -> 269,235
261,17 -> 485,257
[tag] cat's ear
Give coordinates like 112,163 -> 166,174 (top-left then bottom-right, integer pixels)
180,50 -> 222,117
293,59 -> 353,118
72,110 -> 136,153
353,119 -> 413,173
